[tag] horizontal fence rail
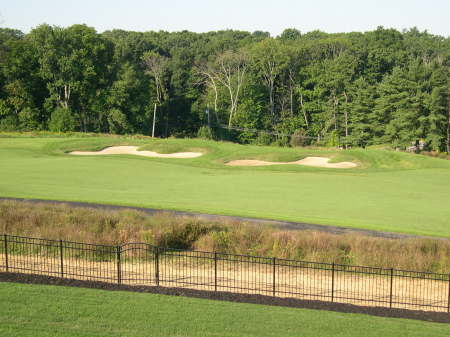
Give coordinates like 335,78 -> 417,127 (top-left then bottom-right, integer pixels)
1,234 -> 449,313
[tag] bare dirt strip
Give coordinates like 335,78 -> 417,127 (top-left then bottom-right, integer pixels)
0,197 -> 432,240
1,253 -> 448,315
1,271 -> 449,323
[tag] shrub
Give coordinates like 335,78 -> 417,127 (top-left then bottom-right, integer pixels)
107,108 -> 129,134
197,126 -> 214,140
290,129 -> 308,147
325,130 -> 339,147
0,100 -> 18,131
18,107 -> 41,131
153,221 -> 211,249
0,115 -> 19,131
273,135 -> 290,147
49,107 -> 76,132
254,132 -> 273,146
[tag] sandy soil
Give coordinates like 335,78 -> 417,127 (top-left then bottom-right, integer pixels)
70,146 -> 203,158
1,253 -> 446,312
226,157 -> 357,168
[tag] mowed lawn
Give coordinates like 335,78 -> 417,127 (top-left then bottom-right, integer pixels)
1,135 -> 450,237
0,282 -> 448,337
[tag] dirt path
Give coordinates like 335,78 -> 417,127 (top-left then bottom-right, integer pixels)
0,197 -> 436,240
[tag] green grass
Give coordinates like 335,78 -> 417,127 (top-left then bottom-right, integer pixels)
0,282 -> 448,337
1,134 -> 450,237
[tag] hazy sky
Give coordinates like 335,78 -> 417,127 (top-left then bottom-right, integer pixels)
2,0 -> 449,37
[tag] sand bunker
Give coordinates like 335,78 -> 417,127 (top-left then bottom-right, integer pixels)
70,146 -> 203,158
226,157 -> 357,168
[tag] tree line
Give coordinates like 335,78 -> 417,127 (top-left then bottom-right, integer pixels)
0,24 -> 449,151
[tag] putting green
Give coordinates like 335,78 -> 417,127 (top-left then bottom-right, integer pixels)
1,134 -> 450,237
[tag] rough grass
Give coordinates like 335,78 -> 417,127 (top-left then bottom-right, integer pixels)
2,200 -> 450,273
1,134 -> 450,237
1,282 -> 449,337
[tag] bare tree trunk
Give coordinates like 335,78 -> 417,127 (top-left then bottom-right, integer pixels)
331,92 -> 339,147
227,84 -> 235,127
62,84 -> 70,109
343,91 -> 349,149
300,94 -> 309,129
290,86 -> 293,115
165,108 -> 169,137
269,78 -> 274,117
211,79 -> 219,123
152,103 -> 156,138
332,93 -> 338,132
196,67 -> 220,123
288,70 -> 294,116
261,60 -> 276,120
212,51 -> 248,127
447,92 -> 450,153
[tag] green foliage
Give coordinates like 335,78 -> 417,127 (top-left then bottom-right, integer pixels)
325,130 -> 340,147
0,24 -> 448,150
254,132 -> 273,146
0,100 -> 17,131
18,107 -> 41,131
348,78 -> 375,148
48,107 -> 76,132
197,126 -> 214,140
107,108 -> 129,134
290,129 -> 308,147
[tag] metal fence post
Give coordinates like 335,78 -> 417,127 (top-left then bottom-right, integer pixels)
155,247 -> 160,286
272,257 -> 276,296
117,246 -> 121,285
331,263 -> 335,302
389,268 -> 394,308
214,252 -> 218,292
59,240 -> 64,278
447,274 -> 450,314
4,234 -> 8,273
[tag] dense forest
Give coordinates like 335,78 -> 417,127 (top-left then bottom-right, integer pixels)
0,24 -> 449,151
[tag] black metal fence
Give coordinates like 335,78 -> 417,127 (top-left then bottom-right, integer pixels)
1,234 -> 449,313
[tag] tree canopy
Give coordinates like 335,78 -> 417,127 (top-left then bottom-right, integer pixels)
0,25 -> 449,151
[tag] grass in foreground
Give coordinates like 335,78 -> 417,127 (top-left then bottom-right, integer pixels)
1,134 -> 450,237
0,282 -> 449,337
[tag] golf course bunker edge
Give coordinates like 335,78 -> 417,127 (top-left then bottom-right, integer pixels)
69,146 -> 203,158
226,157 -> 357,168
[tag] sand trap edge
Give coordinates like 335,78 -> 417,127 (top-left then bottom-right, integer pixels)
226,157 -> 357,169
69,146 -> 203,158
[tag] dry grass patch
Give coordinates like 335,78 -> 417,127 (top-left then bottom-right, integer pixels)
1,200 -> 450,273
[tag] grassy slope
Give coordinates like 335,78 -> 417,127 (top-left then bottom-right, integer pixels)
1,135 -> 450,237
0,282 -> 449,337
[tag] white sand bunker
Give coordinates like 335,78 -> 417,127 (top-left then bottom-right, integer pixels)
70,146 -> 203,158
226,157 -> 357,168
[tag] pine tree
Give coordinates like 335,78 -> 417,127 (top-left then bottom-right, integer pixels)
348,78 -> 376,147
426,66 -> 448,151
374,66 -> 421,148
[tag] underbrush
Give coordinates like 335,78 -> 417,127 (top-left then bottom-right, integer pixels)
420,151 -> 450,160
1,200 -> 450,273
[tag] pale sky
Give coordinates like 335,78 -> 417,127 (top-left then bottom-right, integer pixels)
1,0 -> 449,37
